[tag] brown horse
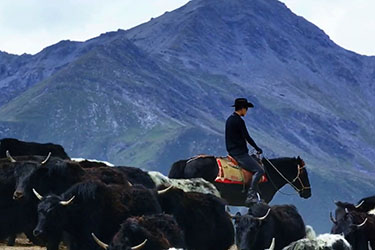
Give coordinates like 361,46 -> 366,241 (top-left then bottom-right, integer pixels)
168,156 -> 311,206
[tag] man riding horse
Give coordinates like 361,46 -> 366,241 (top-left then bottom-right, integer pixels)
225,98 -> 264,206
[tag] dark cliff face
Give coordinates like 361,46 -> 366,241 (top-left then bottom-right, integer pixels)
0,0 -> 374,233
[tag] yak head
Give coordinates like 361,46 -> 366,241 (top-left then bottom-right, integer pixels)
15,157 -> 84,202
92,228 -> 148,250
233,208 -> 273,250
156,185 -> 181,214
331,209 -> 369,240
32,188 -> 75,238
112,217 -> 156,250
7,150 -> 52,201
333,198 -> 375,216
332,201 -> 357,224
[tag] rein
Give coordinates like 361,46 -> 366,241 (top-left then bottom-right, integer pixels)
263,157 -> 310,196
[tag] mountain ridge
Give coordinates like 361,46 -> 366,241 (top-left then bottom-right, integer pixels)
0,0 -> 374,232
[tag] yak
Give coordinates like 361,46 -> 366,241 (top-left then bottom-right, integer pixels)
234,203 -> 306,250
2,154 -> 131,250
0,138 -> 69,159
92,214 -> 186,250
33,180 -> 161,250
283,233 -> 351,250
157,186 -> 234,250
0,154 -> 50,246
331,209 -> 375,250
332,196 -> 375,222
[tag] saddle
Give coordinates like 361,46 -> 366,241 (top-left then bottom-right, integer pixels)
215,155 -> 267,185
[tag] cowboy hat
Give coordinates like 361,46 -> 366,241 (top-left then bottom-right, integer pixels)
231,98 -> 254,108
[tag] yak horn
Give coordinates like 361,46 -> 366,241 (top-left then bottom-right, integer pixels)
330,212 -> 337,224
345,208 -> 349,214
354,218 -> 368,228
355,200 -> 365,209
91,233 -> 109,249
128,181 -> 133,187
131,239 -> 148,250
255,208 -> 271,221
6,150 -> 16,163
227,212 -> 237,219
60,196 -> 75,206
266,238 -> 275,250
33,188 -> 43,201
158,185 -> 173,195
41,152 -> 51,165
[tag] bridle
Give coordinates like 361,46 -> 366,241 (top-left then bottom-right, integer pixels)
264,157 -> 311,195
291,164 -> 311,193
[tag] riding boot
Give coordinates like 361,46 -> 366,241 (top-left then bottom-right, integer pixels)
244,168 -> 264,206
245,188 -> 259,207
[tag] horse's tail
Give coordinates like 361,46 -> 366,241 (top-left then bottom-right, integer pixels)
168,159 -> 188,179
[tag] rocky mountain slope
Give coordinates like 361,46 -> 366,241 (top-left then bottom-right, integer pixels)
0,0 -> 374,232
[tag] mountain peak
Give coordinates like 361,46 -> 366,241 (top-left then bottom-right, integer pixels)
125,0 -> 335,75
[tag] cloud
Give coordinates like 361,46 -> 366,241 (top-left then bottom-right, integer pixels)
0,0 -> 189,55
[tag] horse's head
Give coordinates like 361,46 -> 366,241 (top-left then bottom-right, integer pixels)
267,156 -> 311,199
290,156 -> 311,199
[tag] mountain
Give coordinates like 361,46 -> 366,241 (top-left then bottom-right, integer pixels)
0,32 -> 132,106
0,0 -> 374,232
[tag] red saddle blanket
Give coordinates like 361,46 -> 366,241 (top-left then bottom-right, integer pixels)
215,156 -> 267,185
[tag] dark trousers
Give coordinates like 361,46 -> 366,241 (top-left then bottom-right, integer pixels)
233,153 -> 265,192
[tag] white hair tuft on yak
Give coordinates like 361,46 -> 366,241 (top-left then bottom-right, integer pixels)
148,171 -> 221,197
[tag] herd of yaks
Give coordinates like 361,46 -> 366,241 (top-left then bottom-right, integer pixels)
0,138 -> 373,250
231,195 -> 374,250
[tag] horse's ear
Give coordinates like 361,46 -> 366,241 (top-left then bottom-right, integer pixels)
296,156 -> 305,166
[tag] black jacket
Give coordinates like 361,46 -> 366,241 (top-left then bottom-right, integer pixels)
225,112 -> 260,156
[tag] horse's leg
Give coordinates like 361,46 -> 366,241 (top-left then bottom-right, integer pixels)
258,183 -> 278,204
370,240 -> 375,250
7,235 -> 16,246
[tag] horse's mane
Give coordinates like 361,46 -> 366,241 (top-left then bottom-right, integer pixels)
269,157 -> 296,161
266,157 -> 298,169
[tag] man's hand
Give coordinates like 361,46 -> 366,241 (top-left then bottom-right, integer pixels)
256,147 -> 263,154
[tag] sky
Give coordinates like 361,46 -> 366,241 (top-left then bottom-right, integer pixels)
282,0 -> 375,56
0,0 -> 374,56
